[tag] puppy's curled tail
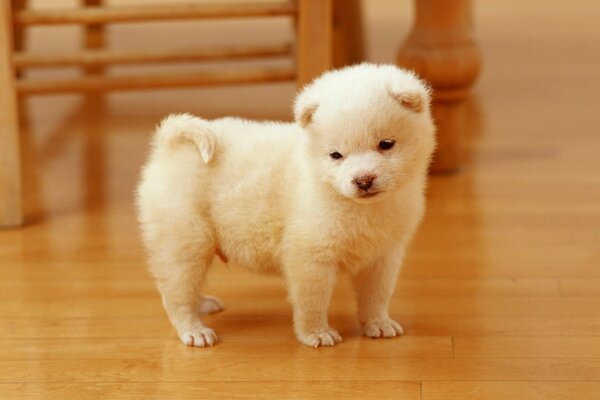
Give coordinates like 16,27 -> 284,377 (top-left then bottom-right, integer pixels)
153,113 -> 216,164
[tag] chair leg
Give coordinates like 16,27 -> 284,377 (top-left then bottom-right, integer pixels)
296,0 -> 333,88
84,0 -> 105,75
12,1 -> 26,47
0,1 -> 23,226
397,0 -> 481,172
332,0 -> 364,68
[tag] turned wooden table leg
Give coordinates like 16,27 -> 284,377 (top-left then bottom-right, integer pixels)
0,1 -> 23,226
397,0 -> 481,172
296,0 -> 333,87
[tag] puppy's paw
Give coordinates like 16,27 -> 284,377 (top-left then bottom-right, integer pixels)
179,323 -> 218,347
297,328 -> 342,348
198,295 -> 224,315
362,317 -> 404,338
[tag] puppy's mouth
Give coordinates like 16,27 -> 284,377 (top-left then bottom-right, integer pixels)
358,190 -> 381,199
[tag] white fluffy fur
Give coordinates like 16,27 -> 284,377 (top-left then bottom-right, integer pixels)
136,63 -> 436,348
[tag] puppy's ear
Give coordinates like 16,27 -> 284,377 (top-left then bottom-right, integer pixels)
187,131 -> 215,164
295,102 -> 319,127
294,85 -> 319,127
388,88 -> 429,113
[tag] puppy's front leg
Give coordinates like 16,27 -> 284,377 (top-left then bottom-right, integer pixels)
352,248 -> 405,338
284,260 -> 341,348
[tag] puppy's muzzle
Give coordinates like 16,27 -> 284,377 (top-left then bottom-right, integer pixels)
353,174 -> 376,191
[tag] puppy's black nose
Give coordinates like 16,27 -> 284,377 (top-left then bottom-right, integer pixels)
354,175 -> 375,191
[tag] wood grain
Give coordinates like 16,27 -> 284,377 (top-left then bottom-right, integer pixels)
422,381 -> 600,400
454,337 -> 600,358
15,2 -> 297,25
0,336 -> 453,359
16,66 -> 296,94
2,291 -> 599,318
2,315 -> 599,339
1,358 -> 599,383
0,382 -> 421,400
296,0 -> 333,86
397,0 -> 481,171
14,44 -> 292,68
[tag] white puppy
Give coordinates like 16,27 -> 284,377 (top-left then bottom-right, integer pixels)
136,63 -> 436,348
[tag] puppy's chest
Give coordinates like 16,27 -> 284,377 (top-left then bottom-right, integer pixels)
326,216 -> 401,272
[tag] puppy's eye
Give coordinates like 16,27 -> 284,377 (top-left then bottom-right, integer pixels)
329,151 -> 343,160
378,139 -> 395,151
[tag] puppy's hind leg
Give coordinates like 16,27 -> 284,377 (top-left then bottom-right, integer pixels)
144,220 -> 220,347
139,113 -> 223,346
198,294 -> 225,315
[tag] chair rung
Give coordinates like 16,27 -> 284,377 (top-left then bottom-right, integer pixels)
16,66 -> 296,94
14,44 -> 293,68
15,2 -> 297,26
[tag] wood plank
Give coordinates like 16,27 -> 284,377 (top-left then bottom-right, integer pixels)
394,278 -> 561,296
405,315 -> 600,337
14,44 -> 293,68
2,254 -> 599,280
2,315 -> 600,339
2,292 -> 600,318
0,277 -> 564,297
0,336 -> 452,359
16,66 -> 296,94
422,381 -> 600,400
0,262 -> 148,280
0,358 -> 599,382
4,255 -> 599,280
15,2 -> 297,25
559,279 -> 600,296
0,382 -> 422,400
454,336 -> 600,358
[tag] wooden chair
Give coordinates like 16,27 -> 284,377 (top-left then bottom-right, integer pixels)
0,0 -> 344,227
0,0 -> 479,227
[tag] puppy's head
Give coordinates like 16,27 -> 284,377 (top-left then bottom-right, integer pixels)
294,64 -> 436,204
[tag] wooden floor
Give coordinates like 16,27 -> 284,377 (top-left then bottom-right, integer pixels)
1,0 -> 600,398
